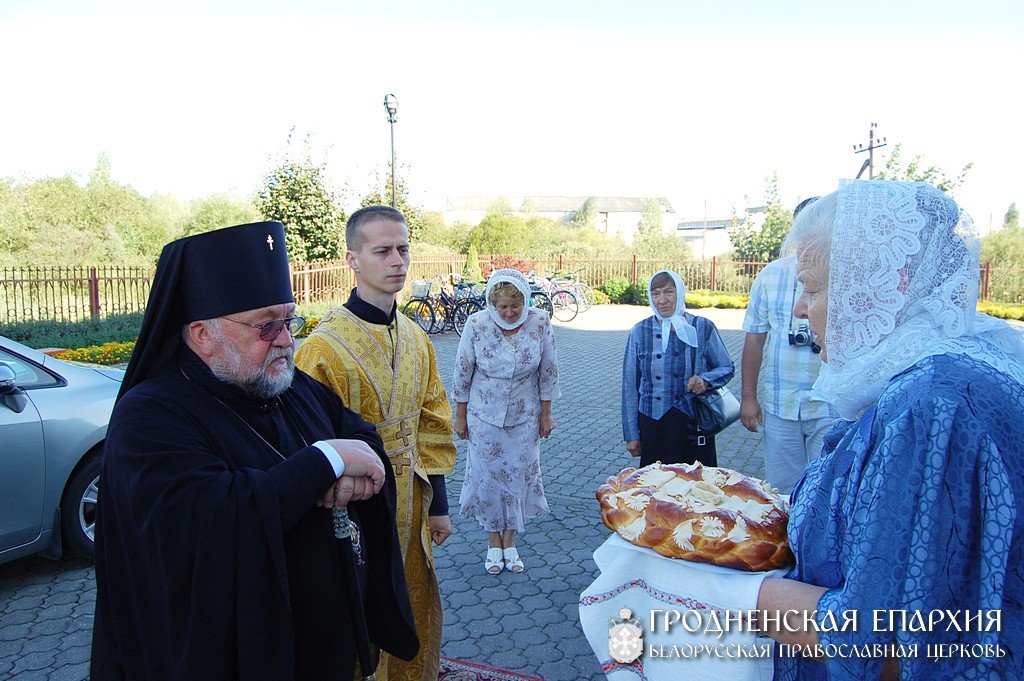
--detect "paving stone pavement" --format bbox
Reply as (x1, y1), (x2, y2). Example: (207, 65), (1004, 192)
(0, 305), (762, 680)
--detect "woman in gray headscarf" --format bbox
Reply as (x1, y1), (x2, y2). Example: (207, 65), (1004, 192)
(452, 269), (561, 574)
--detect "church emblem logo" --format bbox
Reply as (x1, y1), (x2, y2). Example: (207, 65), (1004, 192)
(608, 607), (643, 663)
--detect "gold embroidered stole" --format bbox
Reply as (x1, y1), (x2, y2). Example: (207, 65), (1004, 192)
(316, 307), (426, 556)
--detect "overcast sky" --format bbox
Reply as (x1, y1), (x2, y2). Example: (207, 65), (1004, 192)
(2, 0), (1020, 231)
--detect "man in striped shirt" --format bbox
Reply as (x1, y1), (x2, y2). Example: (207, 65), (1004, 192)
(740, 250), (838, 495)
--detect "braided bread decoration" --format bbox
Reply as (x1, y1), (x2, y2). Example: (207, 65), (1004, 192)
(597, 462), (793, 572)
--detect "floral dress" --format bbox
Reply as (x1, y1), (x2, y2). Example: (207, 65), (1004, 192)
(453, 308), (560, 532)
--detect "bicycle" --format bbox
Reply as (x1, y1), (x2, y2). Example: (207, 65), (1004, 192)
(401, 280), (436, 333)
(401, 276), (483, 336)
(433, 275), (484, 335)
(528, 273), (579, 322)
(550, 270), (596, 312)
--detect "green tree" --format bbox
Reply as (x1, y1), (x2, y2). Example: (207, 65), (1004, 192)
(636, 198), (663, 238)
(1004, 202), (1019, 230)
(728, 172), (792, 261)
(0, 178), (34, 262)
(469, 212), (533, 253)
(462, 243), (484, 283)
(256, 132), (345, 262)
(360, 161), (425, 241)
(567, 197), (597, 229)
(981, 224), (1024, 266)
(415, 211), (471, 252)
(184, 194), (258, 237)
(487, 197), (514, 215)
(83, 155), (170, 259)
(633, 229), (692, 259)
(633, 198), (690, 258)
(877, 143), (973, 194)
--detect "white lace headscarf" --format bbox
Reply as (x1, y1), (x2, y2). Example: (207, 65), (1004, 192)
(786, 179), (1024, 420)
(648, 269), (698, 351)
(485, 268), (532, 330)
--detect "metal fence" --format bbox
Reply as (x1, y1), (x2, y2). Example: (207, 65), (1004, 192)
(0, 266), (154, 325)
(2, 256), (1020, 325)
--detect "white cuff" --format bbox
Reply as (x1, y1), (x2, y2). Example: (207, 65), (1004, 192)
(313, 441), (345, 477)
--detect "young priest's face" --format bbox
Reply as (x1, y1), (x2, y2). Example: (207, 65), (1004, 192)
(346, 218), (410, 298)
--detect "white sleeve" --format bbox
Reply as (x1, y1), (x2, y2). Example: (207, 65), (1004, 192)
(312, 440), (345, 477)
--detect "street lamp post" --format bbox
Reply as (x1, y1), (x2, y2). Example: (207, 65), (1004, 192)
(383, 94), (398, 208)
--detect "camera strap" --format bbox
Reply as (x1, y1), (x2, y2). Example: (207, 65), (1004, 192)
(788, 276), (801, 337)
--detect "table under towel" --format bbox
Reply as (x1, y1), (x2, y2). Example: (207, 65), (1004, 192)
(580, 534), (786, 680)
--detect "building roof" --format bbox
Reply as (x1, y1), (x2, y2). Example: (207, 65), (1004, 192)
(444, 196), (675, 213)
(675, 206), (767, 231)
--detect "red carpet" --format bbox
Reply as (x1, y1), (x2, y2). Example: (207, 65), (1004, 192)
(439, 657), (545, 680)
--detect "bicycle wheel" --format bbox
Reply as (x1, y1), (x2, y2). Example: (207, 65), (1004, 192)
(529, 291), (553, 317)
(433, 300), (453, 333)
(453, 299), (483, 336)
(401, 298), (434, 334)
(550, 289), (579, 322)
(572, 282), (591, 312)
(582, 283), (596, 307)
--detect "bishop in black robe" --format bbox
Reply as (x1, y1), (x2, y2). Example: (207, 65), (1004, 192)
(90, 346), (419, 680)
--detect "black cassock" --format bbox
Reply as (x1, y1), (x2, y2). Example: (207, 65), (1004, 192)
(91, 348), (418, 680)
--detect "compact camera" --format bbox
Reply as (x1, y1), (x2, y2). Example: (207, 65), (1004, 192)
(789, 322), (821, 354)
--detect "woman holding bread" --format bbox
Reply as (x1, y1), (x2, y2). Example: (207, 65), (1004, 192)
(452, 269), (560, 574)
(621, 269), (735, 467)
(757, 181), (1024, 679)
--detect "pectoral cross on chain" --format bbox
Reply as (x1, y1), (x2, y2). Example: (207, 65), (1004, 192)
(266, 234), (274, 250)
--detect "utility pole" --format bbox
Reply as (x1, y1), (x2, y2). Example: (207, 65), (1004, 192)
(853, 122), (887, 179)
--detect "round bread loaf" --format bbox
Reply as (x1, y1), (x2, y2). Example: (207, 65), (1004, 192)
(596, 462), (793, 572)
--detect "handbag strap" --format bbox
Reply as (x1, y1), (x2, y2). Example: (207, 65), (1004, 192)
(687, 314), (707, 382)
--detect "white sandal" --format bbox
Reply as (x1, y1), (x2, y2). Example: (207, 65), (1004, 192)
(485, 547), (504, 574)
(503, 547), (524, 573)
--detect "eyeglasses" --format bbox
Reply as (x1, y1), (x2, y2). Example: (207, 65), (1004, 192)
(221, 315), (306, 341)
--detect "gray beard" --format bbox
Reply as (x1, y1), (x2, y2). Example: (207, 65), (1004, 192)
(207, 326), (295, 400)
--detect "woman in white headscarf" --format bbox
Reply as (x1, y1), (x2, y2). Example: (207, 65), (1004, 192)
(452, 269), (560, 574)
(621, 269), (735, 467)
(755, 181), (1024, 680)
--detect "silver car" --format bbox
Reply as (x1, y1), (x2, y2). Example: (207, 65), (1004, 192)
(0, 335), (123, 564)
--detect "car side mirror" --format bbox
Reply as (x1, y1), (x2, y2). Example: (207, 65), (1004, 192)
(0, 364), (16, 394)
(0, 364), (28, 413)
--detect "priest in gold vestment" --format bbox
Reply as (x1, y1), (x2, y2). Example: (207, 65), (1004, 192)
(295, 206), (456, 681)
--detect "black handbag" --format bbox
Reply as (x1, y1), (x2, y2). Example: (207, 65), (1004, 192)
(688, 333), (740, 436)
(693, 386), (741, 435)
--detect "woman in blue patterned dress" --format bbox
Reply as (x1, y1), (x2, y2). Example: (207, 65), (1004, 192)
(755, 181), (1024, 680)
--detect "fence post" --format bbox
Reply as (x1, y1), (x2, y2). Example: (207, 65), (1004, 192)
(558, 254), (563, 272)
(982, 262), (990, 300)
(89, 267), (101, 320)
(710, 257), (718, 292)
(630, 255), (637, 285)
(303, 263), (311, 305)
